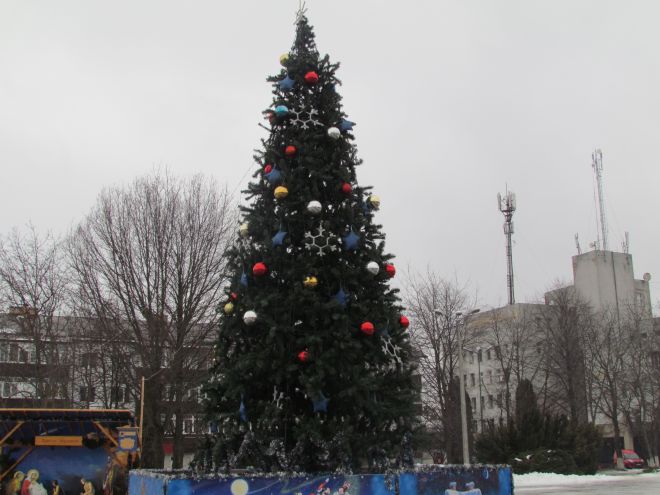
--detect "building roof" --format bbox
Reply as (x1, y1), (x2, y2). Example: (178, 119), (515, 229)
(0, 408), (135, 445)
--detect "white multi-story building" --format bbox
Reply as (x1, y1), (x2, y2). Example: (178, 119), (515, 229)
(464, 248), (658, 458)
(0, 310), (211, 468)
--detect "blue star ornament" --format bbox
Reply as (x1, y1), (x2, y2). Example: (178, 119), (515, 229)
(342, 230), (360, 251)
(279, 75), (295, 91)
(272, 229), (287, 247)
(313, 392), (329, 413)
(339, 119), (355, 132)
(240, 271), (248, 287)
(265, 167), (282, 186)
(333, 288), (349, 308)
(239, 397), (248, 422)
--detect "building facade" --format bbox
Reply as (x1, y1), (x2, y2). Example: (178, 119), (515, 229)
(0, 310), (211, 468)
(463, 248), (659, 460)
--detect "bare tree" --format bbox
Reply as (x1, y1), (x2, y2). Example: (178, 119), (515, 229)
(582, 309), (629, 467)
(68, 171), (236, 468)
(619, 304), (660, 467)
(479, 305), (545, 422)
(0, 225), (72, 406)
(536, 284), (591, 424)
(404, 269), (476, 462)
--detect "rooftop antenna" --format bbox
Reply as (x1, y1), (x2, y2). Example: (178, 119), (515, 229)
(592, 149), (608, 251)
(575, 233), (582, 254)
(498, 188), (516, 305)
(622, 231), (629, 254)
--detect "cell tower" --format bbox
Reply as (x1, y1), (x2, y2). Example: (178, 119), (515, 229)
(498, 189), (516, 305)
(592, 149), (608, 251)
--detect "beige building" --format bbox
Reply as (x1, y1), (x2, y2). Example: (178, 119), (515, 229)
(463, 248), (658, 461)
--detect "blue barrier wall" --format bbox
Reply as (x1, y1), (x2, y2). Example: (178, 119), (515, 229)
(129, 466), (513, 495)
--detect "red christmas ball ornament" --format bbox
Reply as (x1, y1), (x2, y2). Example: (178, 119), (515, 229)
(297, 350), (310, 363)
(399, 315), (410, 329)
(265, 111), (275, 123)
(285, 145), (297, 157)
(304, 71), (319, 84)
(264, 164), (273, 174)
(385, 264), (396, 278)
(230, 292), (238, 301)
(341, 182), (352, 194)
(252, 262), (268, 277)
(360, 321), (375, 336)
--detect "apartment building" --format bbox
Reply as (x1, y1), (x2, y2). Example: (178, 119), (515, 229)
(0, 309), (211, 467)
(463, 248), (658, 456)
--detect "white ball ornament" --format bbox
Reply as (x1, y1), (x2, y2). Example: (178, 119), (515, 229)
(243, 310), (258, 325)
(366, 261), (380, 275)
(327, 127), (341, 140)
(239, 222), (249, 238)
(307, 200), (322, 215)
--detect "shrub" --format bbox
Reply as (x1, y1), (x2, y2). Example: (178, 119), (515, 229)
(510, 449), (577, 474)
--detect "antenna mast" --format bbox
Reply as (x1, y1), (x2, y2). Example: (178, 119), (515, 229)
(498, 189), (516, 305)
(592, 149), (608, 251)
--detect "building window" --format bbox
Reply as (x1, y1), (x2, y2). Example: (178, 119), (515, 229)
(470, 373), (476, 387)
(486, 349), (491, 361)
(111, 386), (128, 403)
(496, 392), (503, 407)
(470, 397), (476, 411)
(81, 353), (97, 368)
(9, 344), (19, 362)
(651, 352), (660, 368)
(183, 415), (195, 434)
(487, 370), (493, 384)
(80, 386), (95, 402)
(494, 346), (501, 359)
(1, 380), (18, 398)
(186, 386), (199, 402)
(469, 353), (474, 364)
(488, 395), (494, 409)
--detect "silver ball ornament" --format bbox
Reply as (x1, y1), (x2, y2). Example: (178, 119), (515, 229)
(307, 200), (322, 215)
(327, 127), (341, 140)
(366, 261), (380, 275)
(243, 310), (258, 325)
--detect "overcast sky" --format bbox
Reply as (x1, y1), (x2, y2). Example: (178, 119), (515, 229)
(1, 0), (659, 309)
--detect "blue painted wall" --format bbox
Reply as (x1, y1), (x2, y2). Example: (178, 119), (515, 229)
(129, 466), (513, 495)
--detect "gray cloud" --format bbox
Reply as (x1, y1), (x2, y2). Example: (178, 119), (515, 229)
(1, 0), (659, 307)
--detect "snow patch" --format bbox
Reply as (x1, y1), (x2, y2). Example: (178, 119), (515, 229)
(514, 471), (660, 487)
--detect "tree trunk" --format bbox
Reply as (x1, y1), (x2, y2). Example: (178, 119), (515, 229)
(612, 406), (624, 469)
(172, 376), (185, 469)
(141, 379), (165, 468)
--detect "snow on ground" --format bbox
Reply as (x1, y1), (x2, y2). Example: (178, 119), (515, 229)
(514, 470), (658, 487)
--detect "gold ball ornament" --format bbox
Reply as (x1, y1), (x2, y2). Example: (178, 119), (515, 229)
(239, 222), (249, 238)
(368, 195), (381, 210)
(274, 186), (289, 199)
(279, 53), (290, 66)
(224, 302), (234, 315)
(303, 276), (318, 288)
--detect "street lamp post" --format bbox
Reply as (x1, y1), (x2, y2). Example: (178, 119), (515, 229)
(476, 347), (483, 433)
(434, 307), (480, 466)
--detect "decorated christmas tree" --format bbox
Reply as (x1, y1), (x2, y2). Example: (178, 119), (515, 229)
(203, 12), (417, 473)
